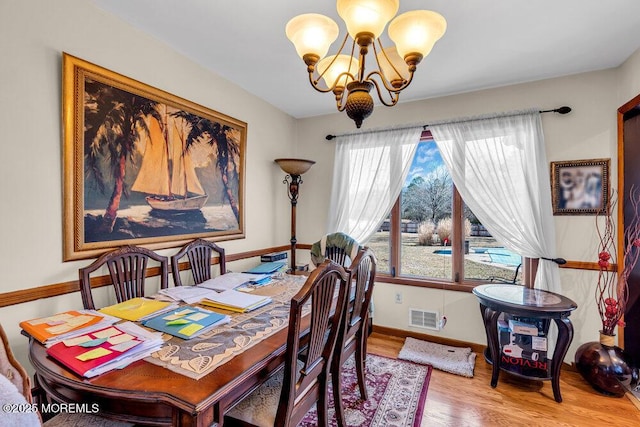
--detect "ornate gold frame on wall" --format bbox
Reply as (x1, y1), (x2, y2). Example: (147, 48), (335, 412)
(550, 158), (609, 216)
(62, 53), (246, 261)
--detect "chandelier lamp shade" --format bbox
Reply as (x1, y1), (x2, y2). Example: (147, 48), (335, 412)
(286, 0), (447, 128)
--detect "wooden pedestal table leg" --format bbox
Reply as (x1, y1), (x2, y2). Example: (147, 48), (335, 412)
(550, 317), (574, 403)
(479, 303), (502, 387)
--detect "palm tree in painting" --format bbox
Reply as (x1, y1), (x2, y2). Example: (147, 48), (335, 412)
(172, 111), (241, 222)
(84, 80), (160, 232)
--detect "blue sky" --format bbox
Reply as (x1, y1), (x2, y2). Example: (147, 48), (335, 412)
(404, 141), (445, 187)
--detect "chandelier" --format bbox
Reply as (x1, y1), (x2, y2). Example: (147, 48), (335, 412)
(286, 0), (446, 128)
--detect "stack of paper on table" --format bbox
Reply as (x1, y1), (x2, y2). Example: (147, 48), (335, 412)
(98, 297), (178, 321)
(46, 322), (163, 378)
(200, 289), (272, 313)
(158, 286), (218, 304)
(143, 306), (230, 339)
(20, 310), (120, 348)
(198, 272), (270, 292)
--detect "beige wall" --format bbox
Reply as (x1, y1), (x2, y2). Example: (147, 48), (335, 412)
(0, 0), (297, 371)
(618, 48), (640, 105)
(295, 53), (640, 362)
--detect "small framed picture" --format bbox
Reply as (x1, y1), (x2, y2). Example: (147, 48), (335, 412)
(551, 158), (609, 215)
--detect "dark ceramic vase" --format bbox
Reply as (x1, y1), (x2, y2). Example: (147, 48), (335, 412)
(574, 333), (638, 397)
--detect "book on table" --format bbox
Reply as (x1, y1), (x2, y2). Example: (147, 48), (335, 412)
(200, 289), (272, 313)
(20, 310), (120, 347)
(143, 306), (230, 340)
(46, 321), (163, 378)
(260, 251), (287, 262)
(98, 297), (177, 321)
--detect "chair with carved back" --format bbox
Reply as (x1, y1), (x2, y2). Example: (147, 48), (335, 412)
(325, 245), (350, 266)
(310, 232), (361, 268)
(331, 247), (377, 427)
(79, 245), (169, 310)
(224, 260), (350, 427)
(170, 238), (226, 287)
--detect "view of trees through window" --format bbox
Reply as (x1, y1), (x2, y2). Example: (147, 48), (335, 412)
(364, 139), (522, 285)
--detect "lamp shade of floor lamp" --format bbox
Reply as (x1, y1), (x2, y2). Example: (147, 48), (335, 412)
(275, 158), (315, 272)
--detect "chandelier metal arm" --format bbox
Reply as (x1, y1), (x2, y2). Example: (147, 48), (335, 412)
(365, 68), (415, 94)
(367, 77), (400, 107)
(315, 33), (352, 83)
(374, 39), (402, 76)
(335, 88), (349, 112)
(309, 70), (359, 95)
(355, 40), (368, 82)
(308, 33), (360, 97)
(308, 72), (338, 94)
(371, 38), (417, 93)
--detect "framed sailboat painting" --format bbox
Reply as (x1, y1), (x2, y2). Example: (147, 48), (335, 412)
(62, 53), (246, 261)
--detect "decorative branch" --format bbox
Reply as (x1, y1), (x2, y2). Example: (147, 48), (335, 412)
(595, 186), (640, 335)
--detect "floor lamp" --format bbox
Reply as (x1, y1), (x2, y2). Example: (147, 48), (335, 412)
(275, 158), (315, 273)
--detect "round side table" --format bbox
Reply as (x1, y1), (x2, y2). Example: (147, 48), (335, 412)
(472, 284), (577, 402)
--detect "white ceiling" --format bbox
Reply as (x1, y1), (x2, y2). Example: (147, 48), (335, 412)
(90, 0), (640, 119)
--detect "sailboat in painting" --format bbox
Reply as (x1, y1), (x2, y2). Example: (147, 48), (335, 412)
(132, 110), (208, 211)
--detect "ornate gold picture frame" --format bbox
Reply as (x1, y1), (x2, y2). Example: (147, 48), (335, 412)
(63, 53), (246, 261)
(551, 158), (609, 216)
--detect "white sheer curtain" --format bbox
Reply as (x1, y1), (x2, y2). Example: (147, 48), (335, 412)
(326, 127), (421, 243)
(429, 109), (561, 292)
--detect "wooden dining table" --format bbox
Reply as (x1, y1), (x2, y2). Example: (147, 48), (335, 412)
(29, 276), (308, 427)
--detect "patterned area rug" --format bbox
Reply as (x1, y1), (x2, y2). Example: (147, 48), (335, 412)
(398, 337), (476, 378)
(300, 354), (432, 427)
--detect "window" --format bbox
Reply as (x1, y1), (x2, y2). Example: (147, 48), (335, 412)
(363, 136), (522, 288)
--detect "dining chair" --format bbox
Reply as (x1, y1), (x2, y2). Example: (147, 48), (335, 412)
(224, 260), (350, 427)
(170, 238), (226, 287)
(79, 245), (169, 310)
(325, 245), (350, 266)
(0, 323), (35, 406)
(332, 247), (377, 427)
(0, 323), (132, 426)
(310, 232), (361, 267)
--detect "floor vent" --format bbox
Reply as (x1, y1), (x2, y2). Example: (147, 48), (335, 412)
(409, 309), (440, 330)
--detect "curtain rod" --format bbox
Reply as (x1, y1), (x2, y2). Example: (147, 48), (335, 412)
(325, 106), (572, 141)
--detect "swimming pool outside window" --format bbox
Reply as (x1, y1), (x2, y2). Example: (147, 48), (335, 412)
(363, 138), (522, 286)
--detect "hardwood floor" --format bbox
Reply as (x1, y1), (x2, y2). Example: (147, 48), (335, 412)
(367, 332), (640, 427)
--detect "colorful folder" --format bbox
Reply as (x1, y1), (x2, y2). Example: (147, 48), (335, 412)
(244, 261), (287, 274)
(46, 324), (143, 378)
(98, 297), (172, 321)
(20, 310), (107, 345)
(143, 306), (229, 339)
